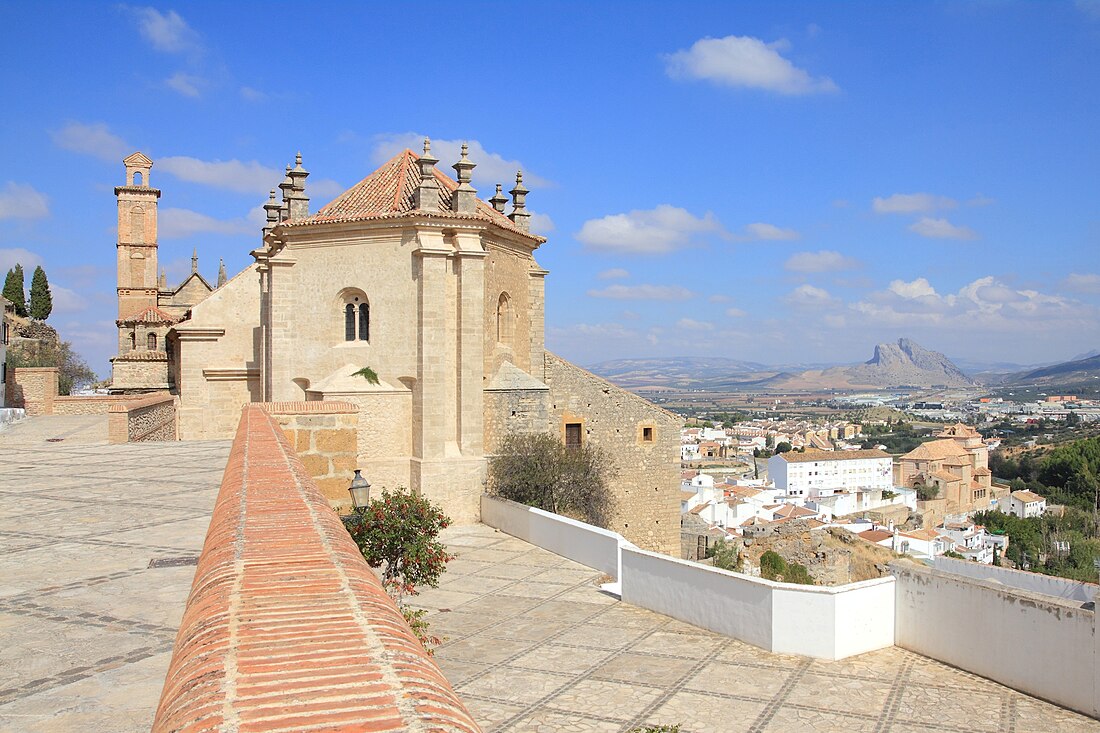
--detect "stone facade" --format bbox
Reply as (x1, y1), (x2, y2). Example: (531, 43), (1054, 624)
(8, 367), (58, 416)
(261, 401), (359, 507)
(124, 144), (680, 549)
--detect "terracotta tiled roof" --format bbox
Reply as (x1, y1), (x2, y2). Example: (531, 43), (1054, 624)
(858, 529), (893, 544)
(902, 439), (969, 461)
(118, 306), (178, 324)
(777, 448), (891, 463)
(931, 470), (962, 483)
(1011, 490), (1045, 503)
(938, 422), (981, 438)
(900, 528), (941, 541)
(973, 466), (992, 476)
(287, 149), (545, 242)
(772, 504), (818, 520)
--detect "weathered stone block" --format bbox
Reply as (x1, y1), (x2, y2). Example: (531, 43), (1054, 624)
(315, 429), (354, 454)
(300, 453), (331, 479)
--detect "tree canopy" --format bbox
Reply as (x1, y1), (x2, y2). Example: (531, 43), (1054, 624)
(29, 265), (52, 320)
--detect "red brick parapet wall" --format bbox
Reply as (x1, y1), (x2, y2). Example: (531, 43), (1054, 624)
(152, 404), (481, 733)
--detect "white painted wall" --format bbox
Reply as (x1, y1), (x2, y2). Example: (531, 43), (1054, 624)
(480, 494), (625, 578)
(621, 545), (895, 660)
(931, 556), (1098, 603)
(893, 562), (1098, 718)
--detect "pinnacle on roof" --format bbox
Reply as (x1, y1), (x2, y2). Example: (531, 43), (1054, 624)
(217, 258), (227, 288)
(451, 142), (477, 214)
(508, 170), (531, 232)
(286, 152), (310, 219)
(413, 137), (441, 212)
(191, 248), (198, 274)
(263, 189), (281, 231)
(489, 183), (508, 213)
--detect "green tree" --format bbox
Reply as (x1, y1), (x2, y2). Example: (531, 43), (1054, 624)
(759, 550), (786, 579)
(915, 483), (940, 501)
(2, 264), (27, 317)
(706, 539), (741, 571)
(774, 441), (792, 454)
(343, 487), (454, 654)
(28, 266), (52, 320)
(7, 338), (96, 395)
(488, 431), (616, 528)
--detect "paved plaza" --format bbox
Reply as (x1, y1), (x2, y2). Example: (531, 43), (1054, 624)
(418, 524), (1100, 733)
(0, 416), (230, 732)
(0, 416), (1097, 732)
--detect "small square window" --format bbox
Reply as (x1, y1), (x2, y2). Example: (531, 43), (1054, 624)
(642, 426), (654, 442)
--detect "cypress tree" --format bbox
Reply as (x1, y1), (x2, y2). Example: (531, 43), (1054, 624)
(29, 265), (53, 321)
(2, 264), (27, 318)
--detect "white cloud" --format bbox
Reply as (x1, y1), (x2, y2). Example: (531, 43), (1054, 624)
(371, 133), (552, 188)
(159, 207), (256, 239)
(159, 157), (281, 194)
(708, 294), (731, 303)
(872, 193), (957, 214)
(129, 7), (200, 53)
(784, 250), (859, 273)
(785, 284), (837, 307)
(0, 247), (44, 272)
(587, 284), (695, 301)
(240, 86), (266, 102)
(908, 217), (978, 240)
(663, 35), (838, 94)
(598, 268), (630, 280)
(676, 318), (714, 331)
(165, 72), (204, 97)
(726, 307), (747, 318)
(577, 205), (723, 255)
(1077, 0), (1100, 19)
(966, 194), (995, 207)
(51, 285), (88, 314)
(1063, 272), (1100, 294)
(740, 222), (800, 241)
(529, 212), (555, 233)
(51, 122), (133, 162)
(0, 183), (49, 220)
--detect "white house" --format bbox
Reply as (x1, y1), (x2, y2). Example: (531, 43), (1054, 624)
(768, 449), (894, 498)
(1005, 490), (1047, 519)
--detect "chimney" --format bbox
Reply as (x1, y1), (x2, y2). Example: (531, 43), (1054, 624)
(488, 183), (508, 213)
(412, 138), (441, 211)
(286, 152), (310, 219)
(508, 170), (531, 232)
(450, 143), (477, 214)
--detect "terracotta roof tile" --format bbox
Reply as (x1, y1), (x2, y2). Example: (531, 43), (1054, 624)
(118, 305), (179, 324)
(777, 448), (891, 463)
(858, 529), (893, 544)
(287, 149), (545, 242)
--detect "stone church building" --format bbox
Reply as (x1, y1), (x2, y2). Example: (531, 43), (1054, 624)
(109, 142), (681, 553)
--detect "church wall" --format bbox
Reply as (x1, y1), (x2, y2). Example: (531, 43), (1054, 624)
(542, 353), (682, 555)
(270, 232), (420, 401)
(483, 387), (550, 454)
(176, 264), (262, 439)
(484, 244), (535, 376)
(111, 356), (169, 391)
(160, 276), (213, 313)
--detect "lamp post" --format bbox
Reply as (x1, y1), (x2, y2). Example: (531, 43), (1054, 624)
(348, 469), (371, 511)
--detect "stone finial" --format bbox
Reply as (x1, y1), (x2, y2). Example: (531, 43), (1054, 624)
(263, 189), (281, 232)
(278, 165), (293, 221)
(159, 269), (167, 290)
(508, 170), (531, 232)
(286, 152), (310, 220)
(217, 258), (227, 288)
(413, 137), (441, 212)
(489, 183), (508, 213)
(191, 248), (199, 275)
(451, 142), (478, 214)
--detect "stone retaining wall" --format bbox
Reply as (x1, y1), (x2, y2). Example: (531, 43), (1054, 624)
(151, 405), (481, 733)
(55, 394), (143, 415)
(259, 401), (359, 508)
(7, 367), (58, 416)
(107, 394), (177, 443)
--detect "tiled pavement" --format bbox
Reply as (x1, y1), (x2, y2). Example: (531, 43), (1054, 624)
(0, 416), (231, 732)
(417, 524), (1100, 733)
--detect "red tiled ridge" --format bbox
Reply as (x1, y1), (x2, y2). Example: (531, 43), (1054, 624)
(106, 393), (174, 413)
(117, 305), (179, 324)
(152, 405), (482, 733)
(259, 401), (358, 415)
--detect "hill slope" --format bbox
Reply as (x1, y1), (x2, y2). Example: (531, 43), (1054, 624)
(1001, 353), (1100, 389)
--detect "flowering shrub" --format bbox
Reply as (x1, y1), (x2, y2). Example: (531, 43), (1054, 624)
(343, 486), (454, 654)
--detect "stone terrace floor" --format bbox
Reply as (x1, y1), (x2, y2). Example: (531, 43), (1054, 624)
(418, 524), (1100, 733)
(0, 415), (231, 732)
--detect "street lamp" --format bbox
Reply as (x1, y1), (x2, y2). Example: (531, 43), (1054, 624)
(348, 469), (371, 510)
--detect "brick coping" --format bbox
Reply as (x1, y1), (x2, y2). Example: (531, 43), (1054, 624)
(151, 405), (479, 732)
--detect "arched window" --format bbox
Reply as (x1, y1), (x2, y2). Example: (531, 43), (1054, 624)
(129, 332), (136, 351)
(344, 303), (355, 341)
(358, 303), (369, 341)
(147, 333), (157, 350)
(133, 171), (143, 186)
(496, 293), (513, 347)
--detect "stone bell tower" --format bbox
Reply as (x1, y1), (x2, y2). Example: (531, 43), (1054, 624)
(115, 152), (160, 320)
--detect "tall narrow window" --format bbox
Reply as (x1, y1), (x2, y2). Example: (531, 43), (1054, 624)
(344, 303), (355, 341)
(147, 333), (157, 350)
(497, 292), (513, 347)
(358, 303), (369, 341)
(565, 423), (582, 450)
(129, 332), (136, 351)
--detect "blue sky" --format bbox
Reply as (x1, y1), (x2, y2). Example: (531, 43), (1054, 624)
(2, 1), (1099, 377)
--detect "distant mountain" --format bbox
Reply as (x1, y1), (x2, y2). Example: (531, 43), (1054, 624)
(1001, 353), (1100, 388)
(1070, 349), (1100, 362)
(750, 338), (977, 390)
